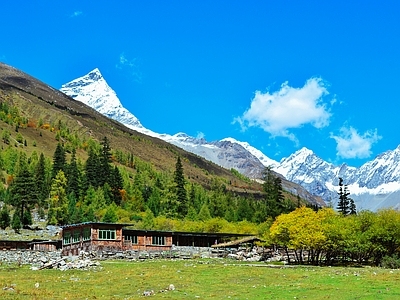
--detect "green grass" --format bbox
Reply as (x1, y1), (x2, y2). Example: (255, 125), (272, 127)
(1, 259), (400, 299)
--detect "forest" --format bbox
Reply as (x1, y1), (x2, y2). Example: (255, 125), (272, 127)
(1, 100), (400, 267)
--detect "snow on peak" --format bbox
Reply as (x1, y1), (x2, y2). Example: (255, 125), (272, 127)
(60, 68), (143, 128)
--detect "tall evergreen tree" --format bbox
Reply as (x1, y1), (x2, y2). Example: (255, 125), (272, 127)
(263, 166), (284, 218)
(9, 153), (38, 225)
(34, 153), (49, 207)
(99, 136), (112, 187)
(66, 148), (81, 198)
(174, 156), (187, 216)
(0, 205), (11, 229)
(11, 212), (21, 233)
(52, 143), (66, 178)
(110, 165), (124, 205)
(337, 177), (354, 215)
(85, 148), (100, 188)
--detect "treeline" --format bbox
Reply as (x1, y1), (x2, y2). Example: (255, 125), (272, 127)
(267, 206), (400, 266)
(0, 131), (299, 232)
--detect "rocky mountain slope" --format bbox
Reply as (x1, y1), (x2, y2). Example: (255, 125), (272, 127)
(60, 68), (400, 211)
(60, 68), (322, 206)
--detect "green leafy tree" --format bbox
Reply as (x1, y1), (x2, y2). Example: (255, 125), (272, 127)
(47, 170), (68, 225)
(102, 204), (118, 223)
(2, 129), (11, 144)
(198, 203), (211, 221)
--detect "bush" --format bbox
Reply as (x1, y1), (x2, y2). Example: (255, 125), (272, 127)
(381, 255), (400, 269)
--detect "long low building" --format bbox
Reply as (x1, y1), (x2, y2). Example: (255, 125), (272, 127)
(61, 222), (254, 256)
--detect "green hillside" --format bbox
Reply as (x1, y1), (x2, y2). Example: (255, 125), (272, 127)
(0, 62), (319, 234)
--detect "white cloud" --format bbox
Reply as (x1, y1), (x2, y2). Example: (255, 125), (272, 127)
(235, 78), (331, 142)
(70, 11), (83, 18)
(116, 53), (142, 83)
(330, 126), (381, 159)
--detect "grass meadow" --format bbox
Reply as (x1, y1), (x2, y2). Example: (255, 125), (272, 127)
(1, 259), (400, 299)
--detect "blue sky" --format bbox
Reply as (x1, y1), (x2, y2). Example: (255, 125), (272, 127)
(1, 1), (399, 167)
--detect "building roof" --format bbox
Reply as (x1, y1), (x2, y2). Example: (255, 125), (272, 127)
(61, 222), (133, 229)
(211, 236), (263, 248)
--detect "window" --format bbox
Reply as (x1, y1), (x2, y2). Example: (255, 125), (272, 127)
(83, 227), (91, 241)
(152, 236), (166, 245)
(124, 235), (138, 244)
(72, 230), (80, 243)
(63, 232), (71, 245)
(98, 229), (116, 240)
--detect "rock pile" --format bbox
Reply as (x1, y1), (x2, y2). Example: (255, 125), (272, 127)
(0, 250), (101, 271)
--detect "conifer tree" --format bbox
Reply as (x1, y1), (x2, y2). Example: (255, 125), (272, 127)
(174, 156), (187, 216)
(52, 143), (66, 178)
(110, 165), (124, 205)
(337, 177), (355, 215)
(9, 153), (37, 225)
(34, 153), (49, 207)
(263, 166), (284, 218)
(85, 148), (100, 188)
(99, 136), (112, 187)
(66, 148), (81, 198)
(0, 205), (11, 229)
(11, 212), (21, 233)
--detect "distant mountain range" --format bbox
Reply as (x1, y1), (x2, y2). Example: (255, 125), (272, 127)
(60, 69), (400, 212)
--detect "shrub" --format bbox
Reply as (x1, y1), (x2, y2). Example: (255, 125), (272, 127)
(381, 255), (400, 269)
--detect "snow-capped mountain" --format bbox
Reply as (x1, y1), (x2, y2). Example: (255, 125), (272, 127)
(275, 147), (400, 211)
(60, 69), (400, 211)
(60, 69), (272, 179)
(60, 69), (143, 129)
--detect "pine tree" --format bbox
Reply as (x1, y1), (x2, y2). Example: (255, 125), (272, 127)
(174, 156), (187, 216)
(66, 148), (81, 198)
(263, 166), (284, 218)
(349, 197), (357, 215)
(9, 153), (38, 225)
(52, 143), (66, 178)
(337, 177), (354, 215)
(11, 212), (22, 233)
(34, 153), (49, 207)
(110, 165), (124, 205)
(85, 148), (100, 188)
(0, 205), (11, 229)
(99, 136), (112, 187)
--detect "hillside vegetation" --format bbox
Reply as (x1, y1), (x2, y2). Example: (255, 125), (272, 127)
(0, 63), (317, 235)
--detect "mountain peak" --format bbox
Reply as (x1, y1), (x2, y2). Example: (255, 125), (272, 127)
(60, 69), (143, 129)
(87, 68), (102, 81)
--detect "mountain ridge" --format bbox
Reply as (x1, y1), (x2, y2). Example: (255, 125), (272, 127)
(59, 68), (400, 211)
